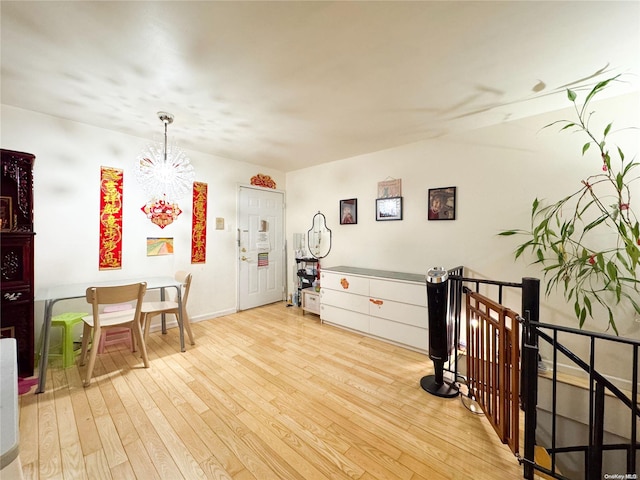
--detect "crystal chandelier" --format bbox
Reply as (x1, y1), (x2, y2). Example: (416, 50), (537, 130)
(135, 112), (195, 228)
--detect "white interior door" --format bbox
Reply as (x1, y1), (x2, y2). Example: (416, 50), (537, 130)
(238, 186), (285, 310)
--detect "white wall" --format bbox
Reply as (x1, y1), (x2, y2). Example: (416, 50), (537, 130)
(285, 91), (640, 379)
(2, 91), (639, 378)
(1, 105), (285, 338)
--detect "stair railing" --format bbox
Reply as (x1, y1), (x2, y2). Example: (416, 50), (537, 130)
(520, 315), (640, 479)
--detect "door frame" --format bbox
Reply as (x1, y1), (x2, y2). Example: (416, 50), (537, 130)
(236, 184), (287, 311)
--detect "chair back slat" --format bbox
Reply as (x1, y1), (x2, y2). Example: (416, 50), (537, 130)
(85, 283), (147, 328)
(80, 282), (148, 386)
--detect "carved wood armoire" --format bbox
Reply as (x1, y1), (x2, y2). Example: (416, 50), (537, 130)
(1, 149), (35, 377)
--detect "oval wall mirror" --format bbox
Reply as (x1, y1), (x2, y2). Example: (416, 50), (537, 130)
(307, 211), (332, 259)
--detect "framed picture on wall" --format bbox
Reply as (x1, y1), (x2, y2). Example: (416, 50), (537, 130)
(340, 198), (357, 224)
(376, 196), (403, 221)
(428, 187), (456, 220)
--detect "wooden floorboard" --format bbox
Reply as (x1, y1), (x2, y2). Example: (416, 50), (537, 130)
(20, 302), (524, 479)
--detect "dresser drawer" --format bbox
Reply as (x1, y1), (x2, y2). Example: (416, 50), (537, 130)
(321, 288), (369, 314)
(369, 278), (425, 306)
(302, 289), (320, 314)
(321, 304), (370, 332)
(370, 317), (428, 351)
(368, 298), (427, 328)
(321, 271), (369, 296)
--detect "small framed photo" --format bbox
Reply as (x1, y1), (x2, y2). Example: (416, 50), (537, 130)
(377, 179), (402, 198)
(428, 187), (456, 220)
(340, 198), (357, 225)
(376, 196), (403, 221)
(0, 196), (13, 231)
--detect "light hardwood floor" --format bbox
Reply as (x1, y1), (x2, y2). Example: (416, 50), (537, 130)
(19, 302), (524, 479)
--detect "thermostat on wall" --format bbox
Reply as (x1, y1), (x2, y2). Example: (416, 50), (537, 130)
(216, 217), (225, 230)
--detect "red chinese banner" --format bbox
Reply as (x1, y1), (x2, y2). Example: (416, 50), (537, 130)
(191, 181), (207, 264)
(99, 167), (123, 270)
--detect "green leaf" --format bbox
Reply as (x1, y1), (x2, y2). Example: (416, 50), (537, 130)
(567, 89), (577, 102)
(607, 308), (618, 336)
(498, 230), (518, 236)
(584, 214), (608, 232)
(584, 76), (619, 106)
(515, 242), (531, 260)
(566, 224), (574, 237)
(606, 261), (617, 281)
(616, 251), (631, 272)
(583, 295), (592, 316)
(604, 123), (612, 137)
(582, 142), (591, 155)
(618, 221), (627, 237)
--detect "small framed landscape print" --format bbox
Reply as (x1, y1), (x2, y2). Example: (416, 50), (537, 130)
(376, 196), (403, 221)
(340, 198), (357, 225)
(147, 237), (174, 256)
(428, 187), (456, 220)
(0, 196), (13, 231)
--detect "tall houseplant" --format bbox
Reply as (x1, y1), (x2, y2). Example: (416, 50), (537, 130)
(500, 76), (639, 334)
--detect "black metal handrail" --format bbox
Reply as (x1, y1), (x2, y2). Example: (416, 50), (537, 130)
(520, 316), (640, 479)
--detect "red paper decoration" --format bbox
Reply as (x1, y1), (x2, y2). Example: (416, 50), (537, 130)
(191, 182), (207, 263)
(99, 166), (123, 270)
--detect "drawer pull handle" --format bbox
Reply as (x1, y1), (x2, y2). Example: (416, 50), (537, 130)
(340, 278), (349, 289)
(370, 299), (383, 306)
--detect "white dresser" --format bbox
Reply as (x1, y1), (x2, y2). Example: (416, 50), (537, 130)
(320, 266), (428, 352)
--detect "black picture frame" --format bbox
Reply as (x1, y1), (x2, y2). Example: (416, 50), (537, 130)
(428, 187), (456, 220)
(376, 196), (403, 221)
(340, 198), (357, 225)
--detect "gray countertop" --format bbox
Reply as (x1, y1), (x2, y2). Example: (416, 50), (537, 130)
(323, 266), (425, 284)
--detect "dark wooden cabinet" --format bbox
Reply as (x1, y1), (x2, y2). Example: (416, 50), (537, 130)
(1, 149), (35, 377)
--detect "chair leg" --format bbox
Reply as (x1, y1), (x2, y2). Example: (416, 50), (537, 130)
(132, 318), (141, 352)
(143, 313), (153, 343)
(79, 323), (92, 366)
(83, 326), (101, 387)
(131, 320), (149, 368)
(183, 311), (195, 345)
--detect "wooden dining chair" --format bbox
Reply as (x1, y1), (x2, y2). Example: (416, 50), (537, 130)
(79, 282), (148, 386)
(140, 271), (195, 346)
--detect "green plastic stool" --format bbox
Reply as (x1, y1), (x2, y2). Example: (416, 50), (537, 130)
(44, 312), (88, 368)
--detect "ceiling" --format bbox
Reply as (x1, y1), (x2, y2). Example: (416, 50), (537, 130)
(2, 1), (639, 172)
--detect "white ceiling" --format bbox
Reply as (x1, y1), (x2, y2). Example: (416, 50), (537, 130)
(2, 1), (639, 172)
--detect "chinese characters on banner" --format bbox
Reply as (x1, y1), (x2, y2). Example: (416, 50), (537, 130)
(191, 181), (207, 263)
(99, 166), (123, 270)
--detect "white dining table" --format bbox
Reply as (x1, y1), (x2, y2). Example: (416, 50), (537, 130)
(34, 276), (185, 394)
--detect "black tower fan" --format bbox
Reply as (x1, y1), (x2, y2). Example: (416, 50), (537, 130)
(420, 267), (458, 398)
